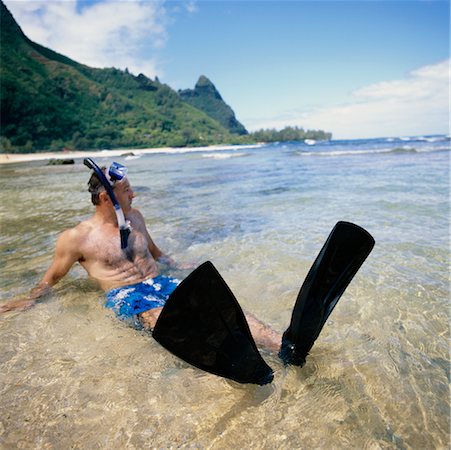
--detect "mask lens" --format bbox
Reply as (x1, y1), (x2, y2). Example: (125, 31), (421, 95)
(109, 162), (128, 182)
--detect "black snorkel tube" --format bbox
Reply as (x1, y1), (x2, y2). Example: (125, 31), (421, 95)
(84, 158), (131, 250)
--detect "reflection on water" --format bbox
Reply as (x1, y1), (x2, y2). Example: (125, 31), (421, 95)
(0, 141), (449, 448)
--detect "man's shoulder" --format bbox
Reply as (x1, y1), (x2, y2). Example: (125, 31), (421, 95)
(53, 223), (87, 256)
(128, 208), (145, 222)
(60, 219), (93, 241)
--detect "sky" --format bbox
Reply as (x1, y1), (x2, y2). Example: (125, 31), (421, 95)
(3, 0), (450, 139)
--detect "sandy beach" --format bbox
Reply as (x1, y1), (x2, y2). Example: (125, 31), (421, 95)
(0, 144), (263, 165)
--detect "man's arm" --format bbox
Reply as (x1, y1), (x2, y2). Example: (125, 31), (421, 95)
(145, 225), (176, 267)
(134, 209), (193, 269)
(150, 236), (195, 270)
(0, 228), (83, 313)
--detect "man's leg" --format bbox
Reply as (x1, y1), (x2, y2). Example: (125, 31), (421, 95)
(139, 307), (281, 352)
(244, 311), (281, 352)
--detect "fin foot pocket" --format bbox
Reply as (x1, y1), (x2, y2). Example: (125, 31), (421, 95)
(279, 221), (375, 366)
(279, 337), (306, 367)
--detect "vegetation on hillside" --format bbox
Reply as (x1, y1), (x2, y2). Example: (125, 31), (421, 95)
(0, 2), (234, 152)
(0, 1), (331, 153)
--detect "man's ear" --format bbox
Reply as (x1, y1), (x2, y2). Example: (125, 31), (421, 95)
(99, 191), (111, 204)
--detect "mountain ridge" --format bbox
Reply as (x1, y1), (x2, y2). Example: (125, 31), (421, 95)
(179, 76), (247, 135)
(0, 0), (331, 153)
(0, 1), (241, 152)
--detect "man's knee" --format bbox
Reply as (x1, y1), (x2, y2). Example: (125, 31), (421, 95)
(139, 307), (163, 331)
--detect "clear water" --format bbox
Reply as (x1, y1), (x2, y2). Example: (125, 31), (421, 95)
(0, 136), (449, 449)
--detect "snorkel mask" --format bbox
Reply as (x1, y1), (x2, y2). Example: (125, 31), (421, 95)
(84, 158), (131, 250)
(108, 161), (128, 184)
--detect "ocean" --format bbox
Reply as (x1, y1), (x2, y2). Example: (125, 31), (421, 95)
(0, 135), (449, 449)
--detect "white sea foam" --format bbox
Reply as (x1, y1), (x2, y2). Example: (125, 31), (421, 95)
(201, 152), (247, 160)
(0, 143), (265, 164)
(297, 145), (449, 157)
(153, 143), (263, 155)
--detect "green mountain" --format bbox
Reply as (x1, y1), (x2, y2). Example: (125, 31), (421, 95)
(0, 1), (237, 153)
(179, 76), (247, 135)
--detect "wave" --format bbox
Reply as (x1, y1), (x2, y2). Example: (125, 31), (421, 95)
(386, 135), (450, 144)
(202, 152), (248, 160)
(116, 143), (264, 157)
(297, 146), (450, 157)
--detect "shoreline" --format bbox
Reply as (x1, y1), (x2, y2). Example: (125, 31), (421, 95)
(0, 143), (264, 165)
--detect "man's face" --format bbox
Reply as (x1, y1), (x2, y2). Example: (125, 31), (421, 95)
(113, 178), (135, 213)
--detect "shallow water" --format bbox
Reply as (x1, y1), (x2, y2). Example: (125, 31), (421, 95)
(0, 137), (449, 449)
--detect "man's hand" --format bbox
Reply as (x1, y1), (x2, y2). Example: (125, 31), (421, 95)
(157, 255), (197, 271)
(0, 281), (52, 315)
(175, 262), (197, 270)
(0, 298), (36, 314)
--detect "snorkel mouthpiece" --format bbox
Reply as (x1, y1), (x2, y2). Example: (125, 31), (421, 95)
(84, 158), (131, 250)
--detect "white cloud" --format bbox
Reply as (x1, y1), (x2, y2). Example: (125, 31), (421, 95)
(247, 60), (450, 139)
(185, 1), (198, 14)
(354, 60), (448, 100)
(3, 0), (168, 78)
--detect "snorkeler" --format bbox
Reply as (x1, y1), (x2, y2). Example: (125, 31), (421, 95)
(0, 159), (374, 385)
(0, 160), (281, 345)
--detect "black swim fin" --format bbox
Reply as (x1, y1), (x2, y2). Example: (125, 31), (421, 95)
(153, 261), (274, 385)
(279, 221), (375, 366)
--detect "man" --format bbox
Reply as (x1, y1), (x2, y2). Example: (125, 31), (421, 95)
(0, 162), (281, 352)
(1, 160), (375, 381)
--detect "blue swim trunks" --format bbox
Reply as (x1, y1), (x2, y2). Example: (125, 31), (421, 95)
(105, 276), (180, 325)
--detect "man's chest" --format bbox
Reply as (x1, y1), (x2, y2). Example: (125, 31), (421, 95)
(83, 225), (150, 266)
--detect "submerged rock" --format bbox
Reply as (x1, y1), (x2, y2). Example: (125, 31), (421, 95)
(47, 159), (75, 165)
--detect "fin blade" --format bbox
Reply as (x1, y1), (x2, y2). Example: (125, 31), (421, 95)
(280, 221), (375, 366)
(153, 261), (274, 385)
